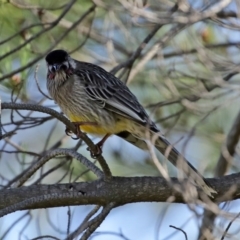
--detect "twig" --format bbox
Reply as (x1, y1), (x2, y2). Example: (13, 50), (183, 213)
(77, 130), (112, 179)
(9, 0), (67, 10)
(110, 5), (179, 82)
(221, 212), (240, 240)
(0, 4), (96, 82)
(163, 42), (240, 59)
(0, 0), (77, 62)
(31, 236), (60, 240)
(0, 96), (2, 140)
(80, 203), (116, 240)
(32, 159), (70, 184)
(169, 225), (188, 240)
(2, 102), (75, 131)
(215, 109), (240, 176)
(1, 150), (41, 157)
(69, 5), (95, 55)
(34, 64), (52, 100)
(110, 24), (163, 75)
(0, 192), (84, 218)
(18, 211), (32, 239)
(0, 212), (30, 239)
(128, 24), (186, 83)
(14, 148), (103, 187)
(65, 205), (101, 240)
(200, 109), (240, 239)
(1, 102), (112, 178)
(91, 230), (131, 240)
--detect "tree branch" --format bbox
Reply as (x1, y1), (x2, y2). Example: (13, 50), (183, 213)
(0, 173), (240, 218)
(199, 109), (240, 239)
(14, 148), (103, 187)
(0, 4), (96, 82)
(215, 109), (240, 176)
(1, 102), (112, 178)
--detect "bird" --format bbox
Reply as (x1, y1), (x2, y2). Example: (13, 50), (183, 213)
(45, 49), (217, 197)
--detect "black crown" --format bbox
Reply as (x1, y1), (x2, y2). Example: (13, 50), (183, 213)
(45, 49), (68, 64)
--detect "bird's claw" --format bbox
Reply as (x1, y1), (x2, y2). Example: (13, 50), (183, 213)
(87, 145), (102, 159)
(65, 127), (72, 136)
(65, 127), (79, 140)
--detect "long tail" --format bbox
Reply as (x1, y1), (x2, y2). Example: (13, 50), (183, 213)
(116, 131), (217, 197)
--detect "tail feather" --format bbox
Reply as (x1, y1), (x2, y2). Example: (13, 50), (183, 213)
(117, 131), (149, 150)
(117, 131), (217, 197)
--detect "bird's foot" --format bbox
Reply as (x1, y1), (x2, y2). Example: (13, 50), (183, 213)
(87, 133), (111, 158)
(87, 144), (103, 159)
(65, 121), (98, 140)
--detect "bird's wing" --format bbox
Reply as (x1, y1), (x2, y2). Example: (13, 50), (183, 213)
(75, 63), (155, 127)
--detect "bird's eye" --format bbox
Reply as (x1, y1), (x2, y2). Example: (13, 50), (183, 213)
(61, 62), (69, 71)
(61, 64), (68, 70)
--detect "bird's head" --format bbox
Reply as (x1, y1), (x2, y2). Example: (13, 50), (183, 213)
(45, 49), (74, 82)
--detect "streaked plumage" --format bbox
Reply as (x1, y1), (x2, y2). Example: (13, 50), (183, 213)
(45, 49), (217, 197)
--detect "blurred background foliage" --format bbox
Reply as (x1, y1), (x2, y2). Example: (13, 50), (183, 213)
(0, 0), (240, 239)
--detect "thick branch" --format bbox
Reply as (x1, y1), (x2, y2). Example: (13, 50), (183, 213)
(0, 173), (240, 217)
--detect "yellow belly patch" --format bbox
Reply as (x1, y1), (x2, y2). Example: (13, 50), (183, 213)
(68, 113), (132, 135)
(67, 113), (107, 135)
(79, 125), (110, 135)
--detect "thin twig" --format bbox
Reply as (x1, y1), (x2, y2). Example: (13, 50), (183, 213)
(0, 192), (84, 218)
(0, 4), (96, 82)
(1, 102), (112, 178)
(0, 212), (30, 239)
(66, 205), (101, 240)
(0, 0), (77, 62)
(14, 148), (103, 187)
(110, 24), (163, 75)
(221, 212), (240, 240)
(34, 64), (52, 100)
(169, 225), (188, 240)
(80, 203), (116, 240)
(215, 109), (240, 176)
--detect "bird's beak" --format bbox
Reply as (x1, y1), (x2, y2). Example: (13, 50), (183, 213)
(49, 64), (62, 73)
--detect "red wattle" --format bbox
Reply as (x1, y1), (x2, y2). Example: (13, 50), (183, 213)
(48, 73), (55, 80)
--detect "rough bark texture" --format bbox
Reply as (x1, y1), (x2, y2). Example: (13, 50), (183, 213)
(0, 173), (239, 216)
